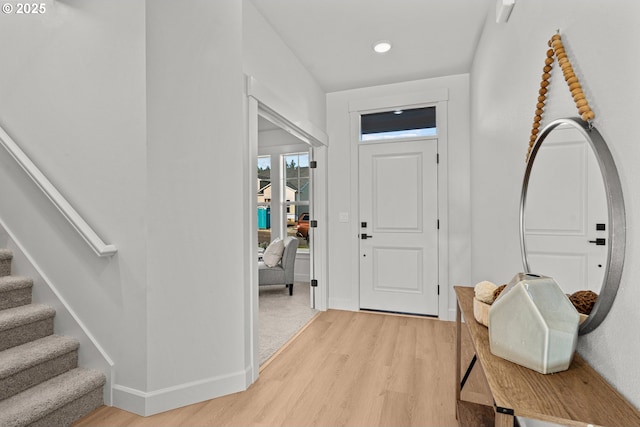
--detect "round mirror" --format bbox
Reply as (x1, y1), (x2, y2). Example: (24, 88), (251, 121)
(520, 117), (625, 334)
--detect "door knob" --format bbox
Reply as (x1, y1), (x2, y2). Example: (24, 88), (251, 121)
(361, 234), (373, 240)
(588, 238), (606, 246)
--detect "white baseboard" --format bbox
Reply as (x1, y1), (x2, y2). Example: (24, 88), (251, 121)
(112, 366), (252, 416)
(294, 273), (310, 282)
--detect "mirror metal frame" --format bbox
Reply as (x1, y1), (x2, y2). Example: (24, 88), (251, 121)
(520, 117), (626, 334)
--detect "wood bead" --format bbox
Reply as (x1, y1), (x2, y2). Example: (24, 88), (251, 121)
(578, 105), (590, 114)
(567, 76), (579, 85)
(560, 62), (573, 71)
(528, 32), (595, 158)
(571, 87), (583, 97)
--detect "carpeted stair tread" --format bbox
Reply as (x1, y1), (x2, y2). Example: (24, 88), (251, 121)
(0, 304), (55, 332)
(0, 249), (12, 277)
(0, 335), (79, 379)
(0, 276), (33, 310)
(0, 275), (33, 292)
(0, 304), (55, 352)
(0, 367), (106, 427)
(0, 335), (79, 401)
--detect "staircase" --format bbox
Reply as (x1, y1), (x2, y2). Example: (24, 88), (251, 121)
(0, 249), (105, 427)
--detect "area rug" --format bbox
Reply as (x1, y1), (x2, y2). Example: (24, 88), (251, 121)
(259, 281), (318, 365)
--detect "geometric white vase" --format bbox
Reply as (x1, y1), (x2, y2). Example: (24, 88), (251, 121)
(488, 273), (579, 374)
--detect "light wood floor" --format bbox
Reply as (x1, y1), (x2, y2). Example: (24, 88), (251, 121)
(74, 309), (470, 427)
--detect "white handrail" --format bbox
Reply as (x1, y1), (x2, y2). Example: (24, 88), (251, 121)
(0, 126), (117, 257)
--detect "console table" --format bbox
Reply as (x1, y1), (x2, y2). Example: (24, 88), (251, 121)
(455, 286), (640, 427)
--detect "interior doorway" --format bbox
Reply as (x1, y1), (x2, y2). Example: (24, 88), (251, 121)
(246, 77), (328, 381)
(256, 115), (318, 365)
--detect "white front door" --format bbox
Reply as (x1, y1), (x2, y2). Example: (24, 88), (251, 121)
(359, 139), (439, 315)
(524, 127), (607, 294)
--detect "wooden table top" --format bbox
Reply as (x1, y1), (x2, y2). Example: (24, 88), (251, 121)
(455, 286), (640, 427)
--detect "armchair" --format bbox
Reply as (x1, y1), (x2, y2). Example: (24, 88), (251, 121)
(258, 237), (299, 295)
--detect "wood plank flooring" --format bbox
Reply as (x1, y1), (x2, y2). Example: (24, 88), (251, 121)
(74, 310), (464, 427)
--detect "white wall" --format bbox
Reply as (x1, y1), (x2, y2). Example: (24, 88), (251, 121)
(471, 0), (640, 407)
(141, 0), (247, 415)
(0, 0), (251, 416)
(326, 75), (472, 318)
(243, 0), (326, 131)
(0, 0), (148, 398)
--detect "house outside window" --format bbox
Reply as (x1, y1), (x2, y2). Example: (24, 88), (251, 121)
(257, 155), (272, 247)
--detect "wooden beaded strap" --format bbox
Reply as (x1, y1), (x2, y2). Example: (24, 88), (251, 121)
(526, 33), (595, 161)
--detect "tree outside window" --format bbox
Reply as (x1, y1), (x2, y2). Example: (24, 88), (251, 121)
(284, 152), (310, 249)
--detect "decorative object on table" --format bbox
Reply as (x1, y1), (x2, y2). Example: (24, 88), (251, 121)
(489, 273), (580, 374)
(472, 280), (507, 327)
(569, 290), (598, 325)
(526, 32), (595, 162)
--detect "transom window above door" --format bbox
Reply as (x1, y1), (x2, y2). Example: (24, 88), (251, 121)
(360, 106), (436, 142)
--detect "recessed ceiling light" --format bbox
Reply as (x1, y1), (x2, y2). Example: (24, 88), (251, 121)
(373, 40), (392, 54)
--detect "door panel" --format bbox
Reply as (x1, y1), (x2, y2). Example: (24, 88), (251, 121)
(373, 247), (422, 292)
(359, 139), (438, 315)
(373, 154), (422, 231)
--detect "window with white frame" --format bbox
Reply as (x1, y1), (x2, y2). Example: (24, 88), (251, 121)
(257, 155), (272, 248)
(284, 152), (310, 250)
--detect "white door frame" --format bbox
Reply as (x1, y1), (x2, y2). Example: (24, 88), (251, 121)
(245, 76), (328, 382)
(349, 89), (449, 319)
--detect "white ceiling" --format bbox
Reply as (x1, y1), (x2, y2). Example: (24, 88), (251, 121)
(249, 0), (493, 92)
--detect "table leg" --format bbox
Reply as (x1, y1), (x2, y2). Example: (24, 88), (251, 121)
(456, 302), (462, 405)
(494, 411), (514, 427)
